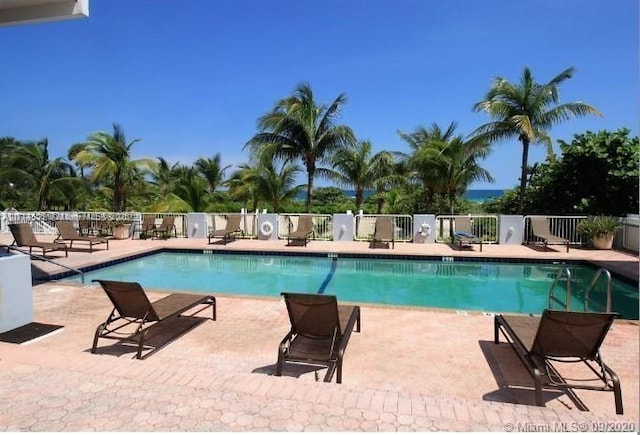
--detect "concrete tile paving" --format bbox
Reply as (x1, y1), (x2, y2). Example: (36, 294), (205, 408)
(0, 235), (638, 431)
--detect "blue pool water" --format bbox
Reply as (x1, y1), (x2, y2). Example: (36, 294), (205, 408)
(68, 252), (639, 319)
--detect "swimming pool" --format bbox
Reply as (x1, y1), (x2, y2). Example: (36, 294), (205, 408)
(67, 251), (639, 319)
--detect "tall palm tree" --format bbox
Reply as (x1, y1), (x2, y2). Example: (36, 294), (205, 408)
(245, 83), (356, 212)
(77, 123), (155, 212)
(327, 140), (398, 211)
(472, 66), (600, 213)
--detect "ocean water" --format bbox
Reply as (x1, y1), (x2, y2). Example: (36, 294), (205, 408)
(465, 189), (505, 202)
(297, 189), (505, 202)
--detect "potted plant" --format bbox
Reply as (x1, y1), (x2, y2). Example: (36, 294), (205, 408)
(112, 219), (133, 240)
(576, 216), (621, 249)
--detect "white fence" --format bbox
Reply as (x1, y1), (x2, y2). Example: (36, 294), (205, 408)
(434, 215), (499, 244)
(0, 211), (188, 238)
(278, 214), (333, 241)
(617, 215), (639, 252)
(207, 213), (257, 238)
(1, 211), (638, 252)
(523, 215), (587, 246)
(354, 214), (413, 243)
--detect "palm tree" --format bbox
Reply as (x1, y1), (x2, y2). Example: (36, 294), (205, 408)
(327, 140), (399, 211)
(77, 123), (155, 212)
(437, 134), (493, 215)
(171, 166), (210, 212)
(399, 122), (457, 211)
(3, 139), (78, 210)
(194, 153), (230, 195)
(150, 157), (179, 197)
(472, 66), (601, 213)
(229, 155), (303, 213)
(252, 159), (302, 212)
(400, 122), (493, 214)
(227, 164), (260, 212)
(245, 83), (356, 212)
(67, 142), (91, 178)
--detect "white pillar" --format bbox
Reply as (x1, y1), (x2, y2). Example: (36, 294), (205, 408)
(0, 252), (33, 333)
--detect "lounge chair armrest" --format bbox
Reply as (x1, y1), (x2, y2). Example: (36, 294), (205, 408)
(337, 306), (360, 357)
(279, 330), (295, 353)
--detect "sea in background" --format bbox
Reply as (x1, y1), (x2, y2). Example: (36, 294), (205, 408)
(464, 189), (506, 203)
(298, 189), (506, 203)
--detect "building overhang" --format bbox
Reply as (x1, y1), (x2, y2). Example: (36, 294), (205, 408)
(0, 0), (88, 27)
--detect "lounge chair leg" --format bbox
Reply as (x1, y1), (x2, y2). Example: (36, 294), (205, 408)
(276, 352), (284, 377)
(533, 368), (544, 406)
(136, 334), (145, 359)
(613, 377), (623, 415)
(604, 363), (624, 414)
(494, 317), (500, 344)
(92, 324), (105, 353)
(336, 359), (342, 384)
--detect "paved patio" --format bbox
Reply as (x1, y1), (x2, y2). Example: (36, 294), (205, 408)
(0, 235), (638, 431)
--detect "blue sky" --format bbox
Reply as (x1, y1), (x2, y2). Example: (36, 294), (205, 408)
(2, 0), (638, 189)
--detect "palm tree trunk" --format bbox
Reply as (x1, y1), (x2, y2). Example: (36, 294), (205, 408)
(114, 172), (124, 212)
(305, 171), (313, 213)
(376, 188), (385, 214)
(355, 186), (364, 211)
(518, 138), (530, 215)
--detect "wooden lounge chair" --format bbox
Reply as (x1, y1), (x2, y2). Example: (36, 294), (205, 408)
(54, 220), (109, 252)
(91, 279), (216, 359)
(8, 223), (68, 257)
(208, 215), (242, 245)
(530, 217), (570, 252)
(276, 292), (361, 383)
(494, 309), (622, 414)
(371, 215), (395, 249)
(153, 216), (177, 239)
(287, 215), (315, 247)
(452, 216), (483, 252)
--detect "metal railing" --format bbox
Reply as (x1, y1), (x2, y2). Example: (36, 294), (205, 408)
(584, 268), (612, 313)
(616, 215), (639, 252)
(548, 267), (573, 311)
(5, 246), (85, 283)
(0, 211), (189, 238)
(434, 215), (499, 244)
(278, 214), (333, 241)
(523, 215), (586, 247)
(2, 211), (141, 235)
(137, 213), (188, 238)
(354, 214), (413, 243)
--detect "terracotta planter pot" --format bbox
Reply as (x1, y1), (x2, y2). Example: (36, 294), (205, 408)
(113, 224), (131, 240)
(592, 233), (614, 250)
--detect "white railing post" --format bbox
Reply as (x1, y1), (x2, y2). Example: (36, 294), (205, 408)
(499, 215), (524, 245)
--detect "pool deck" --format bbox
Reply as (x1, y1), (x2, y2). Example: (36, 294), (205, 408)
(0, 235), (638, 431)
